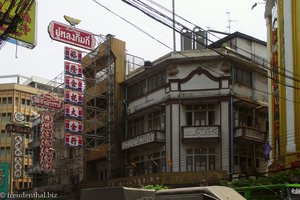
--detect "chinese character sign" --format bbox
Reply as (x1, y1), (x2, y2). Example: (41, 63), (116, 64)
(65, 104), (83, 120)
(64, 47), (83, 63)
(65, 61), (83, 77)
(13, 134), (23, 179)
(39, 112), (54, 172)
(65, 133), (83, 147)
(65, 90), (83, 105)
(65, 76), (83, 92)
(65, 119), (83, 134)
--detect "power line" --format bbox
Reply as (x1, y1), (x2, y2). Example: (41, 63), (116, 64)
(92, 0), (300, 104)
(122, 0), (300, 88)
(143, 0), (298, 80)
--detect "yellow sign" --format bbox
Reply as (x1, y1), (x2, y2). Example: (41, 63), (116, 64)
(0, 0), (37, 48)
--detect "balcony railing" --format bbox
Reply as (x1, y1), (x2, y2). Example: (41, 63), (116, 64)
(122, 130), (165, 150)
(182, 126), (220, 139)
(234, 126), (266, 142)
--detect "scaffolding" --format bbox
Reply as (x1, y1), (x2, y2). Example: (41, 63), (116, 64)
(82, 34), (124, 179)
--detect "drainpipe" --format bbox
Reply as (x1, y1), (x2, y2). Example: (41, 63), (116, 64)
(229, 64), (235, 181)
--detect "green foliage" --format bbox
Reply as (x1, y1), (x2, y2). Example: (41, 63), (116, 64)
(221, 169), (300, 188)
(143, 184), (168, 191)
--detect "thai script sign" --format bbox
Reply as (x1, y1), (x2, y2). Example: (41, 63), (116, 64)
(65, 133), (83, 147)
(48, 21), (96, 50)
(13, 134), (23, 179)
(32, 93), (63, 111)
(65, 61), (83, 77)
(122, 132), (156, 150)
(65, 47), (83, 63)
(39, 112), (54, 172)
(183, 126), (219, 138)
(6, 124), (31, 134)
(65, 119), (83, 134)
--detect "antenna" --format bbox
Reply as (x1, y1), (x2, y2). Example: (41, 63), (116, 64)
(226, 11), (238, 33)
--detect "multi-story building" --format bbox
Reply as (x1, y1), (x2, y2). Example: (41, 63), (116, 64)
(24, 74), (84, 199)
(0, 75), (50, 191)
(121, 31), (268, 185)
(265, 0), (300, 169)
(80, 32), (268, 188)
(0, 74), (83, 199)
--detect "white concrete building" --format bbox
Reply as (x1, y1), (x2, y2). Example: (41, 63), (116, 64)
(121, 32), (269, 181)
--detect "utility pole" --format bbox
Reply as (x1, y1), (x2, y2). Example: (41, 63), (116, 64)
(172, 0), (176, 51)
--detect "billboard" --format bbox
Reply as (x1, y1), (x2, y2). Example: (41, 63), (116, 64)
(0, 0), (37, 48)
(48, 21), (96, 50)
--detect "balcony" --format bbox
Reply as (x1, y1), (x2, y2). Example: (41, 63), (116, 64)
(234, 126), (266, 142)
(182, 126), (220, 141)
(122, 130), (165, 150)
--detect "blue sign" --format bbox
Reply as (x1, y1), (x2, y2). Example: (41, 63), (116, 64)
(0, 163), (10, 199)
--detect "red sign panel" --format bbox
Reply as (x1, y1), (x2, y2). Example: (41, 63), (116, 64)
(65, 89), (83, 105)
(32, 94), (63, 111)
(48, 21), (96, 50)
(6, 124), (31, 134)
(65, 119), (83, 134)
(65, 47), (83, 63)
(65, 76), (83, 92)
(65, 61), (83, 77)
(65, 104), (83, 119)
(40, 112), (54, 172)
(65, 133), (83, 147)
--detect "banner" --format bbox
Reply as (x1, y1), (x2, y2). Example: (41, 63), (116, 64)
(65, 61), (83, 77)
(65, 119), (83, 134)
(31, 93), (63, 111)
(65, 76), (83, 92)
(65, 90), (83, 105)
(39, 112), (54, 172)
(65, 104), (83, 120)
(65, 133), (83, 147)
(64, 47), (83, 63)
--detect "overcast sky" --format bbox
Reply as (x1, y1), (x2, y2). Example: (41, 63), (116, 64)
(0, 0), (266, 81)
